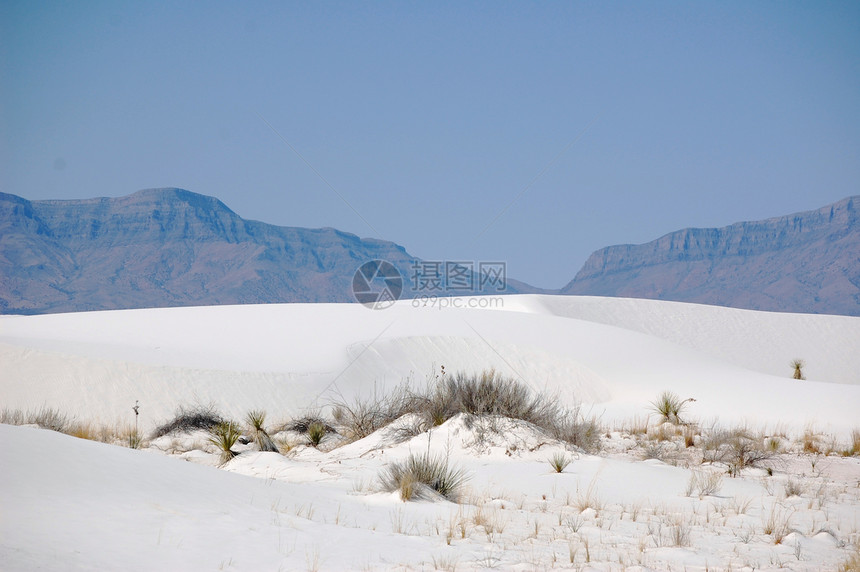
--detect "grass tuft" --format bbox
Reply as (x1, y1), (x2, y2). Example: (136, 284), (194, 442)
(549, 452), (571, 473)
(379, 453), (470, 502)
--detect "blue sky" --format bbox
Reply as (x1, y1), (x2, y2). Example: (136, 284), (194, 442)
(2, 1), (858, 288)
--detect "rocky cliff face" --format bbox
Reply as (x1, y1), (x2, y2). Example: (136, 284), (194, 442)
(0, 188), (537, 314)
(561, 196), (860, 316)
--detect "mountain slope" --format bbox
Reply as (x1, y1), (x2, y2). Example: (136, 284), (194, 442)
(561, 196), (860, 316)
(1, 188), (537, 314)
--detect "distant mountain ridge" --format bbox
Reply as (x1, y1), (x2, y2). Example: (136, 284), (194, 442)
(561, 196), (860, 316)
(2, 189), (857, 315)
(0, 188), (538, 314)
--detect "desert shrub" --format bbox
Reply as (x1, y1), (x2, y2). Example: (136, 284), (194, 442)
(331, 385), (417, 440)
(703, 428), (774, 476)
(245, 410), (278, 453)
(434, 369), (560, 426)
(152, 405), (224, 438)
(0, 408), (25, 425)
(208, 421), (241, 465)
(283, 415), (336, 434)
(8, 406), (73, 432)
(550, 409), (602, 453)
(650, 391), (693, 425)
(642, 442), (670, 462)
(686, 469), (723, 497)
(379, 453), (469, 502)
(329, 369), (601, 452)
(549, 452), (571, 473)
(429, 370), (602, 452)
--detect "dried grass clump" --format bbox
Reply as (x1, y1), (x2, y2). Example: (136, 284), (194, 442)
(801, 428), (823, 454)
(152, 405), (225, 438)
(379, 453), (469, 502)
(331, 385), (417, 440)
(762, 503), (793, 544)
(686, 469), (723, 498)
(843, 429), (860, 457)
(839, 543), (860, 572)
(550, 409), (602, 453)
(0, 408), (26, 426)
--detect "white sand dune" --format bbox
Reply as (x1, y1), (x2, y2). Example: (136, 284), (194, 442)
(1, 295), (858, 435)
(2, 295), (860, 571)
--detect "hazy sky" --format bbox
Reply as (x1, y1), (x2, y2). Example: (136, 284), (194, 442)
(2, 1), (858, 288)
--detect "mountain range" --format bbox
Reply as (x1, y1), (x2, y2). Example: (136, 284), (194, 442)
(0, 188), (539, 314)
(1, 189), (857, 315)
(562, 195), (859, 316)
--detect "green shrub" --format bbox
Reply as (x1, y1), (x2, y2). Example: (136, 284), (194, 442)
(152, 405), (224, 438)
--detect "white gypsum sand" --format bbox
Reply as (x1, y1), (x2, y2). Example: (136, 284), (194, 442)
(1, 294), (859, 570)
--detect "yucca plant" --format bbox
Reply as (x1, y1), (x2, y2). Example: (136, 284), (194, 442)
(650, 391), (694, 425)
(791, 359), (806, 380)
(208, 421), (241, 465)
(246, 410), (278, 453)
(307, 421), (327, 448)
